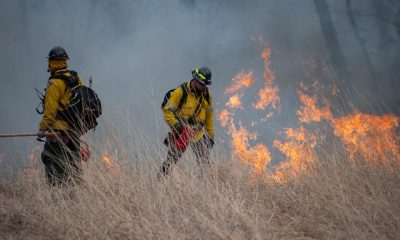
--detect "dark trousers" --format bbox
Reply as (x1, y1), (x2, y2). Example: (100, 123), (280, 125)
(41, 132), (82, 186)
(160, 135), (210, 176)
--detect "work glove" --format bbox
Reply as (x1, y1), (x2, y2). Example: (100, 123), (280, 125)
(37, 129), (46, 138)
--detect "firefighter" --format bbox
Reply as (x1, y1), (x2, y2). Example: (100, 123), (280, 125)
(160, 66), (215, 176)
(37, 46), (83, 186)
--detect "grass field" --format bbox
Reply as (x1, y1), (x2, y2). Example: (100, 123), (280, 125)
(0, 136), (399, 240)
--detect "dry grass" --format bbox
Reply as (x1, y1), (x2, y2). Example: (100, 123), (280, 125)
(0, 135), (399, 240)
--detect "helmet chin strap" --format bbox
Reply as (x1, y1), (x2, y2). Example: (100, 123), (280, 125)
(193, 88), (201, 96)
(189, 80), (201, 96)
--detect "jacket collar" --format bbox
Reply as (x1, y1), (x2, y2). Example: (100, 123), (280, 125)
(51, 68), (68, 76)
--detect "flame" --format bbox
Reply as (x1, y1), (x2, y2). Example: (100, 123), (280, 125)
(253, 85), (280, 110)
(331, 113), (400, 164)
(24, 146), (42, 182)
(226, 94), (243, 109)
(217, 109), (232, 128)
(296, 83), (400, 165)
(218, 37), (400, 181)
(218, 39), (277, 174)
(224, 70), (254, 94)
(229, 122), (271, 173)
(253, 45), (280, 110)
(102, 151), (114, 168)
(273, 127), (317, 179)
(296, 89), (333, 123)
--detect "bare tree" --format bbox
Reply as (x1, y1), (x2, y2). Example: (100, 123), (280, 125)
(313, 0), (352, 96)
(346, 0), (376, 82)
(395, 6), (400, 37)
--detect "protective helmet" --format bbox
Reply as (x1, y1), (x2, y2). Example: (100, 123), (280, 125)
(48, 46), (69, 60)
(192, 66), (212, 85)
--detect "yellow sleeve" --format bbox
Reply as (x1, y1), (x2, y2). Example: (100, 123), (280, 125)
(39, 80), (63, 130)
(205, 91), (214, 139)
(163, 87), (183, 127)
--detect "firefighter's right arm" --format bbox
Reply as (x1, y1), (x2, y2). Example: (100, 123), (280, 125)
(39, 80), (63, 130)
(163, 87), (183, 128)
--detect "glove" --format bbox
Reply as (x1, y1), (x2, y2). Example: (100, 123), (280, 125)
(37, 129), (46, 138)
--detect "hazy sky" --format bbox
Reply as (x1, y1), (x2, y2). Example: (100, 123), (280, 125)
(0, 0), (399, 166)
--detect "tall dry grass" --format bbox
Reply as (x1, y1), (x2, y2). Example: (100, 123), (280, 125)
(0, 132), (399, 240)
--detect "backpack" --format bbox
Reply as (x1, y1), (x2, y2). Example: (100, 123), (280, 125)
(38, 70), (102, 134)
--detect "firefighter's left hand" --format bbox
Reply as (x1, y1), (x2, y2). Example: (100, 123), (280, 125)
(37, 129), (46, 138)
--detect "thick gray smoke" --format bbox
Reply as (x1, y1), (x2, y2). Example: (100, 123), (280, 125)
(0, 0), (399, 168)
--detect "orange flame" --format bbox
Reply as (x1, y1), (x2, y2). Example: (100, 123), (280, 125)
(273, 127), (317, 177)
(25, 146), (41, 182)
(217, 109), (232, 128)
(102, 151), (114, 168)
(226, 94), (243, 109)
(229, 122), (271, 173)
(253, 45), (280, 110)
(296, 89), (333, 123)
(219, 39), (279, 174)
(296, 83), (400, 166)
(253, 85), (280, 110)
(219, 38), (400, 180)
(225, 70), (254, 94)
(331, 113), (400, 164)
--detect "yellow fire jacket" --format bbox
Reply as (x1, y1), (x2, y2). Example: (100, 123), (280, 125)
(39, 69), (83, 131)
(163, 81), (214, 143)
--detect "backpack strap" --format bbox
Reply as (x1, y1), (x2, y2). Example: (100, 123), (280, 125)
(179, 84), (210, 116)
(193, 95), (203, 117)
(49, 70), (80, 116)
(49, 70), (79, 88)
(192, 87), (211, 120)
(177, 83), (210, 110)
(173, 83), (208, 123)
(176, 82), (188, 111)
(49, 70), (80, 101)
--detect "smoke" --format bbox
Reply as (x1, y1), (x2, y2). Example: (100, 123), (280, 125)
(0, 0), (399, 166)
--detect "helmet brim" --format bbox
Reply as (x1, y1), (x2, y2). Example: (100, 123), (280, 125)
(47, 57), (69, 60)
